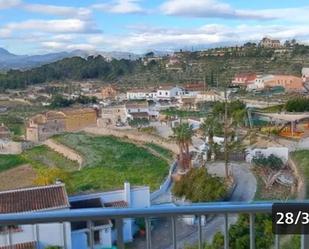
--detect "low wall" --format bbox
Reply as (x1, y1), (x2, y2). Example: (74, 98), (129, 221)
(151, 161), (177, 201)
(44, 139), (84, 169)
(0, 141), (33, 155)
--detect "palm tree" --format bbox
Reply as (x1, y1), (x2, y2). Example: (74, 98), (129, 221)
(200, 115), (223, 161)
(172, 123), (195, 171)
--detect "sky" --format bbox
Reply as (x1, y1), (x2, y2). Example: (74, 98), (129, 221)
(0, 0), (309, 55)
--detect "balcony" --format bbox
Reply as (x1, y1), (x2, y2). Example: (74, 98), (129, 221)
(0, 202), (307, 249)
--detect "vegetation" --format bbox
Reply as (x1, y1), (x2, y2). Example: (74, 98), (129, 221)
(172, 168), (227, 202)
(53, 133), (169, 192)
(252, 154), (285, 189)
(161, 108), (206, 118)
(2, 43), (308, 90)
(171, 123), (195, 170)
(50, 95), (97, 109)
(291, 150), (309, 198)
(0, 134), (171, 193)
(259, 104), (284, 113)
(145, 143), (174, 161)
(22, 145), (79, 171)
(0, 56), (137, 91)
(185, 214), (273, 249)
(285, 98), (309, 112)
(200, 114), (223, 160)
(0, 155), (26, 172)
(128, 118), (150, 128)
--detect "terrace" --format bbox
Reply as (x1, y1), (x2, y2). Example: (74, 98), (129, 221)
(0, 202), (308, 249)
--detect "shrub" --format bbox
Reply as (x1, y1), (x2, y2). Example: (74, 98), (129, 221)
(252, 154), (284, 171)
(172, 168), (227, 202)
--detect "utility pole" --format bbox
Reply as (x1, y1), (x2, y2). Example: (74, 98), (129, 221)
(224, 86), (229, 179)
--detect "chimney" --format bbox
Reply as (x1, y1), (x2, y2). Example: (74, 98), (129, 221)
(124, 182), (131, 207)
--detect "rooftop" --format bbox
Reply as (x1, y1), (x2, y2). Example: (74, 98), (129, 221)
(0, 184), (69, 214)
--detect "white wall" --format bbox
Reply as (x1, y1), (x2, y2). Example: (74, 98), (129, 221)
(0, 222), (71, 249)
(246, 147), (289, 163)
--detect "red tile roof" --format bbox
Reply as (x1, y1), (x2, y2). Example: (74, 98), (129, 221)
(0, 242), (36, 249)
(0, 184), (70, 214)
(104, 201), (128, 208)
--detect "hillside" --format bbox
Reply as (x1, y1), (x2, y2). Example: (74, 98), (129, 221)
(0, 44), (308, 91)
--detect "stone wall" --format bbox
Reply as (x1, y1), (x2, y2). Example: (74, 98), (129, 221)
(44, 139), (84, 169)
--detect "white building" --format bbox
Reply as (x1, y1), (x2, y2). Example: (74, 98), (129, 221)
(0, 184), (72, 249)
(247, 75), (272, 91)
(195, 90), (224, 102)
(126, 89), (152, 100)
(69, 182), (150, 249)
(156, 86), (185, 100)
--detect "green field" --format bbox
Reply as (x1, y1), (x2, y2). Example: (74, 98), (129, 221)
(0, 133), (170, 193)
(145, 143), (174, 161)
(22, 145), (79, 171)
(291, 150), (309, 198)
(0, 155), (26, 172)
(53, 133), (170, 192)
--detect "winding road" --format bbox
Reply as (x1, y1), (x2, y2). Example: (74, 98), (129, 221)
(131, 162), (257, 249)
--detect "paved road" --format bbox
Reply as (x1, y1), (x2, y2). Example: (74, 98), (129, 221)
(132, 162), (257, 249)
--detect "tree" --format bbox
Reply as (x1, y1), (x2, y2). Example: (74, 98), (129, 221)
(128, 118), (150, 128)
(200, 114), (223, 160)
(171, 123), (195, 170)
(50, 95), (73, 108)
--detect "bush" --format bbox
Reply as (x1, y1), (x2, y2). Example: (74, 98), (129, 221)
(252, 154), (284, 171)
(286, 98), (309, 112)
(172, 168), (227, 202)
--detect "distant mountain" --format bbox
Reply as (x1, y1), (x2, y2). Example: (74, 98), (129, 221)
(0, 48), (141, 71)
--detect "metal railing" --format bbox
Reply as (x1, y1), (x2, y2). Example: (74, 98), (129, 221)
(0, 202), (307, 249)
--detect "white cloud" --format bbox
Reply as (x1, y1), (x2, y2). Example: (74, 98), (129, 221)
(2, 19), (99, 34)
(86, 24), (309, 52)
(21, 3), (92, 19)
(41, 41), (96, 52)
(160, 0), (309, 21)
(0, 0), (21, 10)
(92, 0), (144, 14)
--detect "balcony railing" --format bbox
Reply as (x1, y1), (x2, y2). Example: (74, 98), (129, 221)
(0, 202), (308, 249)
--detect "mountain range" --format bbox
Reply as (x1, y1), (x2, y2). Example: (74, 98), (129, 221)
(0, 48), (141, 71)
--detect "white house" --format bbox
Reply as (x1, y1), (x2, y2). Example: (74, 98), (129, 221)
(69, 182), (150, 249)
(156, 86), (185, 100)
(0, 184), (72, 249)
(126, 89), (152, 100)
(247, 75), (271, 91)
(195, 90), (224, 102)
(125, 101), (150, 120)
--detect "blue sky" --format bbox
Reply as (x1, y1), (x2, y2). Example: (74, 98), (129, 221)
(0, 0), (309, 54)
